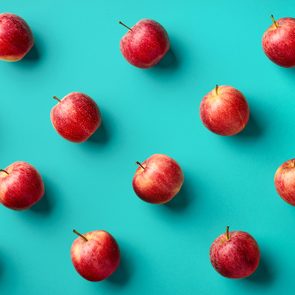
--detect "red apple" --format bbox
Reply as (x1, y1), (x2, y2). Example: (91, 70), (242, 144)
(210, 226), (260, 279)
(50, 92), (101, 143)
(274, 158), (295, 205)
(119, 19), (170, 68)
(0, 13), (34, 61)
(200, 85), (250, 136)
(132, 154), (184, 204)
(262, 15), (295, 67)
(71, 229), (120, 281)
(0, 161), (44, 210)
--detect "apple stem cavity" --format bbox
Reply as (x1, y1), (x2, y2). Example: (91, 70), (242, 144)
(271, 15), (279, 28)
(0, 169), (9, 175)
(53, 96), (61, 103)
(73, 229), (88, 242)
(225, 226), (230, 240)
(118, 21), (132, 31)
(136, 161), (145, 170)
(215, 85), (219, 95)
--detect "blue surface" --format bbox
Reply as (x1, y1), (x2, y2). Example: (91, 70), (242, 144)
(0, 0), (295, 294)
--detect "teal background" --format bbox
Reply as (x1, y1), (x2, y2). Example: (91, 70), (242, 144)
(0, 0), (295, 294)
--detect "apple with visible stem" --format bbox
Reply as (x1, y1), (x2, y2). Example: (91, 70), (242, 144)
(0, 13), (34, 61)
(132, 154), (184, 204)
(210, 226), (260, 279)
(262, 15), (295, 67)
(71, 229), (120, 281)
(50, 92), (101, 143)
(119, 19), (170, 68)
(200, 85), (250, 136)
(0, 161), (44, 210)
(274, 158), (295, 205)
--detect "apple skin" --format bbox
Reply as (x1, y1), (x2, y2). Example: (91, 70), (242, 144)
(200, 85), (250, 136)
(132, 154), (184, 204)
(274, 158), (295, 205)
(120, 19), (170, 68)
(262, 17), (295, 67)
(71, 230), (120, 282)
(210, 228), (260, 279)
(50, 92), (101, 143)
(0, 161), (44, 210)
(0, 13), (34, 61)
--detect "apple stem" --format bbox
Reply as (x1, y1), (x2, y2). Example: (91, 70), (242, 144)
(271, 15), (278, 28)
(73, 229), (88, 242)
(136, 161), (145, 170)
(225, 226), (230, 240)
(215, 85), (219, 95)
(0, 169), (9, 175)
(118, 21), (132, 31)
(53, 96), (61, 103)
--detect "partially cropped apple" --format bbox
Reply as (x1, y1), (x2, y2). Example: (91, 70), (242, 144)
(50, 92), (101, 143)
(0, 13), (34, 61)
(71, 229), (120, 281)
(0, 161), (44, 210)
(132, 154), (184, 204)
(274, 158), (295, 205)
(200, 85), (250, 136)
(210, 226), (260, 279)
(262, 15), (295, 67)
(119, 19), (170, 68)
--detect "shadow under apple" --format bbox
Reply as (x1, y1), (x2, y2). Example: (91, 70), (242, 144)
(30, 176), (55, 215)
(277, 65), (295, 77)
(106, 243), (133, 287)
(164, 181), (192, 212)
(155, 48), (179, 70)
(149, 34), (184, 74)
(23, 44), (40, 62)
(0, 257), (2, 281)
(0, 251), (5, 287)
(237, 113), (263, 139)
(246, 255), (274, 284)
(0, 249), (9, 285)
(0, 250), (20, 289)
(225, 104), (264, 142)
(88, 121), (109, 144)
(16, 32), (42, 64)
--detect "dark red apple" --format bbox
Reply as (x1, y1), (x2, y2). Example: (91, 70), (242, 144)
(50, 92), (101, 143)
(132, 154), (184, 204)
(200, 85), (250, 136)
(71, 229), (120, 281)
(119, 19), (170, 68)
(274, 158), (295, 205)
(262, 15), (295, 67)
(0, 161), (44, 210)
(0, 13), (34, 61)
(210, 226), (260, 279)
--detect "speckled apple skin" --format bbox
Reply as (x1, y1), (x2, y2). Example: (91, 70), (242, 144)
(210, 231), (260, 279)
(120, 19), (170, 68)
(0, 161), (44, 210)
(0, 13), (34, 61)
(50, 92), (101, 143)
(132, 154), (184, 204)
(71, 230), (120, 282)
(262, 17), (295, 67)
(200, 85), (250, 136)
(274, 159), (295, 205)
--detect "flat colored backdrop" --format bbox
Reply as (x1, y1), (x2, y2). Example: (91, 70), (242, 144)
(0, 0), (295, 294)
